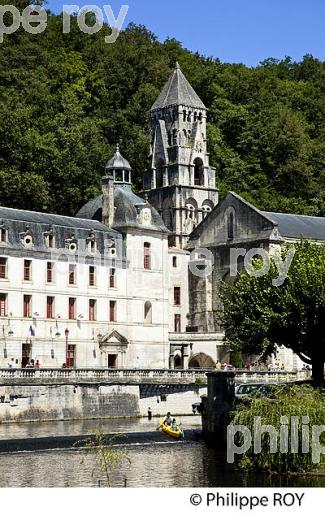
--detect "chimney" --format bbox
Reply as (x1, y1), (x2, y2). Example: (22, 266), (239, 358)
(102, 173), (115, 228)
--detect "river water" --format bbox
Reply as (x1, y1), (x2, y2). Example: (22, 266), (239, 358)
(0, 417), (324, 488)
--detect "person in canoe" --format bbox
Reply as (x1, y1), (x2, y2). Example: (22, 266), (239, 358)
(171, 418), (178, 431)
(163, 412), (173, 426)
(156, 412), (173, 430)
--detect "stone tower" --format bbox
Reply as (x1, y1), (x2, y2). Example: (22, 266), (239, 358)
(143, 62), (218, 248)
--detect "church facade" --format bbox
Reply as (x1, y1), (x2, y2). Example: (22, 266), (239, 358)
(1, 64), (324, 370)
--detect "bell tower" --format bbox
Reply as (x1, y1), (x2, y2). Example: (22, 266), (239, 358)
(143, 63), (218, 248)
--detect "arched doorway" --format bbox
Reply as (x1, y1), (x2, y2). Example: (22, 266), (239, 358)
(174, 354), (182, 368)
(188, 353), (215, 369)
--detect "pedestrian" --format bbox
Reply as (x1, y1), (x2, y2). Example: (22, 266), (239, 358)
(148, 407), (152, 420)
(215, 360), (221, 370)
(35, 360), (40, 369)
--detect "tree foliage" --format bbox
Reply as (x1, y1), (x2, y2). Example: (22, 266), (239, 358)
(0, 8), (324, 216)
(219, 242), (325, 386)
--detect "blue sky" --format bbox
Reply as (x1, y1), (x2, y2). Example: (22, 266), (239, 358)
(46, 0), (325, 66)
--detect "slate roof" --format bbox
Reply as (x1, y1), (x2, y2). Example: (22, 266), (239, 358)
(261, 211), (325, 240)
(0, 206), (111, 232)
(151, 62), (206, 111)
(0, 205), (119, 254)
(76, 184), (169, 234)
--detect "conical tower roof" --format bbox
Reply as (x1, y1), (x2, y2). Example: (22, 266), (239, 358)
(151, 62), (206, 111)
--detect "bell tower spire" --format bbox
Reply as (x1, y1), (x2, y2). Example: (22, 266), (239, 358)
(143, 63), (218, 248)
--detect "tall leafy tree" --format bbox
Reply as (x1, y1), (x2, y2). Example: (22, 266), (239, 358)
(219, 242), (325, 386)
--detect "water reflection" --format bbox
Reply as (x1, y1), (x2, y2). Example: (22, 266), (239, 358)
(0, 442), (324, 488)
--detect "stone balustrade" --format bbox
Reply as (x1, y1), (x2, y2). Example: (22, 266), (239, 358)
(0, 367), (309, 386)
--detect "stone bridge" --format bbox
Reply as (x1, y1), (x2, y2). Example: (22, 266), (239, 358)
(0, 368), (307, 386)
(0, 368), (310, 423)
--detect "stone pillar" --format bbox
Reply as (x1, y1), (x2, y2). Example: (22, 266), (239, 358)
(151, 168), (157, 190)
(190, 165), (194, 186)
(163, 167), (168, 187)
(169, 354), (175, 369)
(201, 371), (235, 445)
(182, 344), (190, 369)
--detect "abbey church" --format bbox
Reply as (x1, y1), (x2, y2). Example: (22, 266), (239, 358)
(1, 64), (325, 371)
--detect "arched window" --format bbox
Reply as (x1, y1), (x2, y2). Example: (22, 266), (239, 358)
(144, 301), (152, 324)
(198, 112), (203, 122)
(228, 212), (235, 240)
(202, 200), (214, 215)
(187, 111), (192, 122)
(185, 198), (198, 221)
(183, 110), (187, 122)
(194, 158), (204, 186)
(144, 242), (151, 270)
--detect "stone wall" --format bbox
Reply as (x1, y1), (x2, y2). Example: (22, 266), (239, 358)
(0, 381), (207, 423)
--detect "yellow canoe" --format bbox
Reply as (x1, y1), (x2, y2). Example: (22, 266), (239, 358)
(160, 420), (183, 439)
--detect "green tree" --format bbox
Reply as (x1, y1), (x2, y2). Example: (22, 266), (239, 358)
(219, 241), (325, 386)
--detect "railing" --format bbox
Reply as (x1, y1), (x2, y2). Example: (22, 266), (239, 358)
(0, 368), (210, 384)
(0, 368), (309, 385)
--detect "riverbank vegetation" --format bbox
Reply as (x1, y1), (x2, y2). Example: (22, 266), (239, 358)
(0, 2), (325, 216)
(230, 385), (325, 473)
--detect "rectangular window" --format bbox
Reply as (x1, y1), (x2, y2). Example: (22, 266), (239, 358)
(0, 257), (7, 279)
(109, 300), (116, 322)
(68, 298), (76, 320)
(0, 229), (6, 242)
(174, 314), (181, 333)
(144, 242), (151, 270)
(23, 295), (32, 318)
(69, 265), (76, 285)
(46, 296), (54, 319)
(89, 299), (96, 321)
(172, 256), (177, 268)
(89, 266), (95, 286)
(0, 293), (7, 317)
(24, 259), (32, 281)
(46, 262), (53, 283)
(174, 287), (181, 306)
(109, 268), (116, 288)
(66, 344), (76, 368)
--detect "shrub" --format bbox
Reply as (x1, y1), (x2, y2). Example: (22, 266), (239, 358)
(230, 385), (325, 472)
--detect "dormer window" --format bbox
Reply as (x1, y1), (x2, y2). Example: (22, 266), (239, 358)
(44, 231), (55, 249)
(66, 238), (77, 252)
(0, 228), (7, 243)
(20, 231), (33, 248)
(87, 235), (97, 254)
